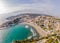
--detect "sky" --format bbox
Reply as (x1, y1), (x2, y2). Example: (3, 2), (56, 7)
(0, 0), (60, 19)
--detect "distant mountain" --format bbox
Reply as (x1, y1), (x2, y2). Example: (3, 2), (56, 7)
(6, 13), (53, 20)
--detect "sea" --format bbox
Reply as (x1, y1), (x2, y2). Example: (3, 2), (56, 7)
(2, 23), (32, 43)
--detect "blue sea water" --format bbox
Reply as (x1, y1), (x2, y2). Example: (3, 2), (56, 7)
(2, 24), (32, 43)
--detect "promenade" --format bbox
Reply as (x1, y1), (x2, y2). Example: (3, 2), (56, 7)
(22, 22), (48, 37)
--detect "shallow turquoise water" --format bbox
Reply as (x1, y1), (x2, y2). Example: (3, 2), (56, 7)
(2, 24), (32, 43)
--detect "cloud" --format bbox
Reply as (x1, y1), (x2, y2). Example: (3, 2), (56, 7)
(0, 0), (56, 20)
(1, 0), (59, 19)
(4, 3), (54, 17)
(0, 0), (8, 13)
